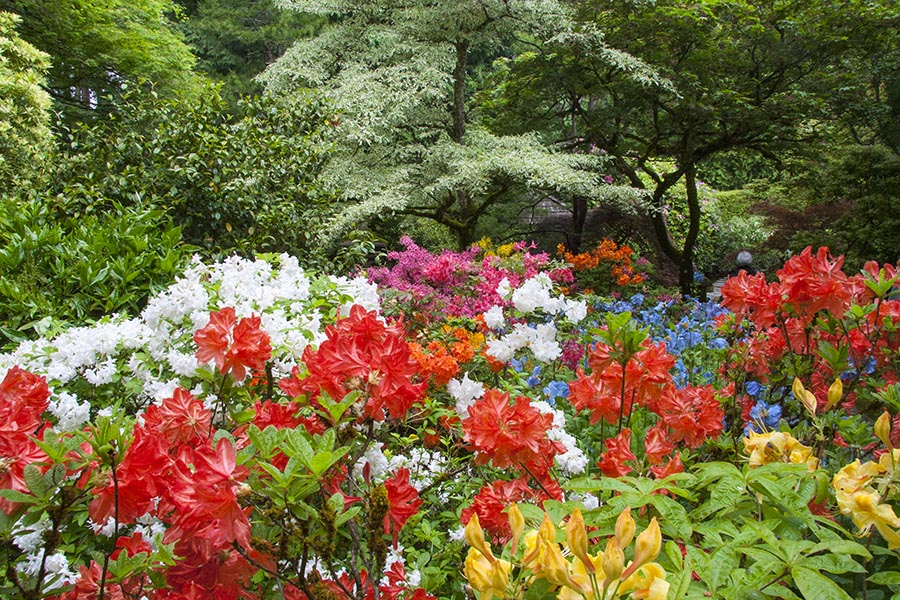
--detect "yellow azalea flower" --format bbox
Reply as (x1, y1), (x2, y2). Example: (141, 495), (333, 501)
(464, 547), (511, 600)
(848, 490), (900, 549)
(879, 449), (900, 475)
(566, 508), (595, 574)
(508, 503), (525, 557)
(539, 536), (576, 589)
(465, 513), (496, 562)
(621, 518), (661, 580)
(876, 411), (894, 450)
(615, 507), (636, 549)
(792, 378), (818, 417)
(743, 430), (818, 470)
(833, 459), (884, 499)
(601, 538), (624, 583)
(558, 555), (606, 600)
(826, 378), (843, 411)
(617, 562), (669, 600)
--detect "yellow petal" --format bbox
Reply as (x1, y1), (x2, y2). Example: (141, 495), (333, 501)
(615, 506), (636, 548)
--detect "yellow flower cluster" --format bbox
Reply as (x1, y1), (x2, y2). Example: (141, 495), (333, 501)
(742, 430), (818, 471)
(463, 506), (669, 600)
(476, 237), (517, 258)
(832, 413), (900, 549)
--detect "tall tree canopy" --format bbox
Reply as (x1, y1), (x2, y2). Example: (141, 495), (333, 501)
(0, 11), (51, 191)
(179, 0), (321, 102)
(486, 0), (900, 293)
(259, 0), (660, 248)
(2, 0), (201, 121)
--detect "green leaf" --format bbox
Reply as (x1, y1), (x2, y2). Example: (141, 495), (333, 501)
(335, 505), (361, 528)
(23, 464), (47, 496)
(792, 566), (854, 600)
(650, 494), (692, 540)
(868, 571), (900, 586)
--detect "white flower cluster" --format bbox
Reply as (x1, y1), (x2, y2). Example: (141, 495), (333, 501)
(532, 400), (588, 476)
(388, 448), (447, 491)
(447, 372), (486, 418)
(13, 519), (76, 587)
(503, 274), (587, 324)
(486, 322), (561, 363)
(0, 254), (380, 421)
(484, 274), (586, 365)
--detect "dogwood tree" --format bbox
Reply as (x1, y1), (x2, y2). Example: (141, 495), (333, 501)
(260, 0), (661, 248)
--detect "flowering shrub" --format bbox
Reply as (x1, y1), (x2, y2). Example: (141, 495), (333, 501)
(557, 239), (647, 293)
(1, 244), (900, 599)
(367, 236), (573, 324)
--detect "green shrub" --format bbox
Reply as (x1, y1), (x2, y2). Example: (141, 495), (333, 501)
(0, 195), (190, 346)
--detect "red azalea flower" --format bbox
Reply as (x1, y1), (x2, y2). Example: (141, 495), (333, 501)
(644, 424), (675, 465)
(0, 366), (50, 438)
(568, 369), (620, 425)
(194, 307), (271, 381)
(462, 388), (559, 473)
(142, 388), (211, 445)
(650, 452), (684, 480)
(283, 305), (426, 422)
(460, 478), (532, 542)
(384, 467), (422, 547)
(597, 428), (635, 477)
(657, 385), (724, 449)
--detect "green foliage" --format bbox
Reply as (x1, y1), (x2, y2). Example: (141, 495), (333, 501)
(179, 0), (323, 103)
(51, 84), (336, 257)
(788, 145), (900, 270)
(260, 0), (652, 249)
(0, 12), (52, 192)
(5, 0), (202, 121)
(482, 0), (900, 293)
(0, 195), (190, 346)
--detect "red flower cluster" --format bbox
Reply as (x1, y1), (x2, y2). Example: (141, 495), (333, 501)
(721, 247), (900, 408)
(0, 367), (50, 514)
(86, 388), (254, 598)
(462, 388), (563, 478)
(460, 477), (561, 542)
(569, 340), (675, 424)
(194, 307), (272, 381)
(568, 337), (725, 476)
(280, 305), (427, 421)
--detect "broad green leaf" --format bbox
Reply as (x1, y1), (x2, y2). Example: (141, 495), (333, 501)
(792, 566), (854, 600)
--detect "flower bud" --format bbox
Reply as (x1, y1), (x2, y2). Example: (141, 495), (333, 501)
(621, 517), (661, 579)
(508, 503), (525, 557)
(793, 378), (817, 417)
(826, 378), (843, 411)
(615, 507), (636, 548)
(876, 411), (893, 450)
(565, 508), (594, 574)
(465, 514), (495, 562)
(601, 537), (624, 582)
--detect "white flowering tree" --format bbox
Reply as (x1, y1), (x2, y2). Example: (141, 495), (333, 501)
(259, 0), (659, 248)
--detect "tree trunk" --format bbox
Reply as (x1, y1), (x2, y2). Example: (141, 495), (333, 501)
(571, 195), (588, 253)
(679, 163), (702, 297)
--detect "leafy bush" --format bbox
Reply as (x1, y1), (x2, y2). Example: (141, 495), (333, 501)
(51, 84), (336, 257)
(0, 195), (189, 346)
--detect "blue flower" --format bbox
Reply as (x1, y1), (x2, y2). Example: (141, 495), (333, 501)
(526, 366), (542, 387)
(544, 380), (570, 405)
(510, 357), (527, 373)
(746, 381), (763, 398)
(748, 400), (782, 431)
